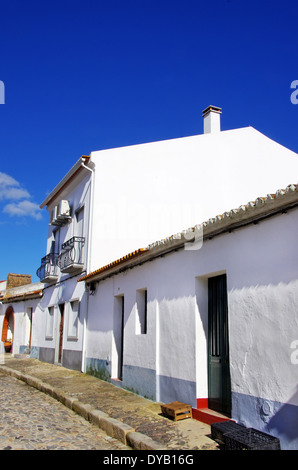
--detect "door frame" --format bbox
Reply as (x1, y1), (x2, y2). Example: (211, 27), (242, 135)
(27, 307), (33, 351)
(112, 295), (124, 380)
(208, 273), (231, 415)
(55, 303), (65, 364)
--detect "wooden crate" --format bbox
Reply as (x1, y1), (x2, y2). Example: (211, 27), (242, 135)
(161, 401), (192, 421)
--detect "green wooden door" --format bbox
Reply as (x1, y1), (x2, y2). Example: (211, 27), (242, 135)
(208, 274), (231, 415)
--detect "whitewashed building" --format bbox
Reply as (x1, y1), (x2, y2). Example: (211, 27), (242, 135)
(0, 274), (43, 356)
(35, 156), (92, 369)
(79, 183), (298, 450)
(85, 106), (298, 271)
(22, 105), (298, 449)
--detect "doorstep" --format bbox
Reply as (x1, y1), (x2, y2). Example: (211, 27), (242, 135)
(192, 407), (231, 425)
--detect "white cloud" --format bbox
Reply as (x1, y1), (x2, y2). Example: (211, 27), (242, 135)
(3, 200), (42, 220)
(0, 186), (31, 200)
(0, 171), (31, 200)
(0, 172), (42, 220)
(0, 172), (19, 187)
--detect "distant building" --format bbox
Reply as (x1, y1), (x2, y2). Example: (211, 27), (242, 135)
(0, 274), (43, 354)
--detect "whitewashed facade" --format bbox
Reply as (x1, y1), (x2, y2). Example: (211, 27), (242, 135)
(80, 184), (298, 450)
(3, 106), (297, 449)
(88, 110), (298, 270)
(34, 156), (92, 369)
(0, 280), (43, 356)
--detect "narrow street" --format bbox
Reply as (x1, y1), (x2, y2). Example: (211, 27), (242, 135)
(0, 373), (131, 450)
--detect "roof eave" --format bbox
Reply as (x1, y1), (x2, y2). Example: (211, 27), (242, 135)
(40, 155), (90, 209)
(1, 290), (43, 303)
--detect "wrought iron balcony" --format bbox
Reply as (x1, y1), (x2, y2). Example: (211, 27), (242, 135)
(36, 253), (59, 283)
(58, 236), (85, 274)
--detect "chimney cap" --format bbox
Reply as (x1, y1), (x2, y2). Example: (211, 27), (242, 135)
(202, 105), (222, 116)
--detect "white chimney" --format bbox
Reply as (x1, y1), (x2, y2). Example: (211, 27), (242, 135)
(202, 105), (222, 134)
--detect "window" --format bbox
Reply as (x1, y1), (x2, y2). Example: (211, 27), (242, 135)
(136, 289), (147, 335)
(26, 307), (33, 349)
(75, 206), (84, 238)
(46, 306), (54, 339)
(68, 300), (80, 339)
(51, 229), (60, 254)
(74, 206), (85, 266)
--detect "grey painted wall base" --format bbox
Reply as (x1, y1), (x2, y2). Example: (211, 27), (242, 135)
(39, 347), (55, 364)
(29, 346), (40, 359)
(30, 347), (82, 371)
(122, 364), (156, 401)
(62, 349), (82, 371)
(85, 357), (111, 381)
(19, 345), (40, 359)
(85, 358), (156, 400)
(158, 374), (197, 408)
(122, 365), (196, 406)
(232, 391), (298, 450)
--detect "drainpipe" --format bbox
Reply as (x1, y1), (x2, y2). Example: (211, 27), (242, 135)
(80, 156), (95, 374)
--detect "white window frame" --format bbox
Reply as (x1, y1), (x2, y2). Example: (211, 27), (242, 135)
(45, 305), (55, 340)
(75, 205), (84, 238)
(67, 298), (80, 340)
(135, 288), (147, 335)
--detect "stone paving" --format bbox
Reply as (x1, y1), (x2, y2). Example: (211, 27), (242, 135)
(0, 355), (218, 450)
(0, 373), (130, 450)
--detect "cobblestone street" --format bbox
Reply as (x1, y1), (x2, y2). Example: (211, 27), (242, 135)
(0, 373), (131, 450)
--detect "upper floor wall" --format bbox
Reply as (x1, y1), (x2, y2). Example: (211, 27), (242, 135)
(37, 109), (298, 279)
(37, 163), (92, 284)
(88, 125), (298, 271)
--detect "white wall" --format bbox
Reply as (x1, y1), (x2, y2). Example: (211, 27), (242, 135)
(34, 168), (92, 369)
(189, 208), (298, 408)
(85, 279), (114, 369)
(46, 171), (91, 267)
(85, 248), (204, 404)
(89, 127), (298, 271)
(0, 297), (41, 355)
(33, 273), (86, 366)
(85, 206), (298, 448)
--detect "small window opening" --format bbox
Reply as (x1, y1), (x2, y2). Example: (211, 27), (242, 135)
(136, 289), (147, 335)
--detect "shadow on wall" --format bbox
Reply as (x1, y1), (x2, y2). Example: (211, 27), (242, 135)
(267, 387), (298, 447)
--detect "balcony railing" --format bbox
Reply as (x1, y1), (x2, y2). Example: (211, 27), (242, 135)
(57, 236), (85, 274)
(36, 253), (59, 283)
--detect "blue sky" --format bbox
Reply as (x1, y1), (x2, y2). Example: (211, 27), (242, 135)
(0, 0), (297, 283)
